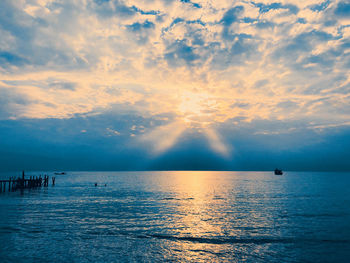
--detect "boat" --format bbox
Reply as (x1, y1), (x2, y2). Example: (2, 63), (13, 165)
(274, 169), (283, 175)
(54, 172), (66, 175)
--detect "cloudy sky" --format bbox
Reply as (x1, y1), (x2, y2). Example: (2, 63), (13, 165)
(0, 0), (350, 171)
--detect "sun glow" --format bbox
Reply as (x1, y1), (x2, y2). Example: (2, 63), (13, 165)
(178, 91), (217, 128)
(2, 0), (349, 161)
(139, 90), (230, 156)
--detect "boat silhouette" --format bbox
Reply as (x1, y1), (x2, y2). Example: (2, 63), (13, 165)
(274, 169), (283, 175)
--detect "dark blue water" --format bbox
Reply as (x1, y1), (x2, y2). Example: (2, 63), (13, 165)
(0, 171), (350, 262)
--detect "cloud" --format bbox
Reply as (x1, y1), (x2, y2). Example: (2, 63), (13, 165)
(165, 39), (200, 67)
(308, 0), (331, 12)
(0, 0), (349, 161)
(48, 81), (76, 91)
(0, 51), (28, 66)
(1, 114), (350, 171)
(92, 0), (137, 18)
(254, 2), (299, 14)
(334, 1), (350, 17)
(0, 86), (32, 119)
(126, 20), (156, 44)
(180, 0), (202, 9)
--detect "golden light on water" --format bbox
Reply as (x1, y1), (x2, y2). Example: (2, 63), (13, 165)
(1, 0), (350, 260)
(158, 171), (235, 258)
(165, 171), (227, 234)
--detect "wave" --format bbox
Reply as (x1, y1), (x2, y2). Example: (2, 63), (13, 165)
(137, 234), (296, 244)
(161, 197), (194, 201)
(86, 230), (350, 245)
(141, 234), (350, 245)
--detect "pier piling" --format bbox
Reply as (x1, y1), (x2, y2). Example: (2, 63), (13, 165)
(0, 171), (56, 194)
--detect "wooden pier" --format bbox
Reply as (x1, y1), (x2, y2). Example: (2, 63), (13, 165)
(0, 171), (55, 193)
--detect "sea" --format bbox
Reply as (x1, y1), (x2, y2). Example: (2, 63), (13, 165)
(0, 171), (350, 263)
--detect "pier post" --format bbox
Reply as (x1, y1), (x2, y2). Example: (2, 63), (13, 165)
(1, 173), (56, 194)
(22, 171), (25, 189)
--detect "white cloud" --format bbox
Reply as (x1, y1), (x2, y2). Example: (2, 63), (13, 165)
(0, 0), (349, 134)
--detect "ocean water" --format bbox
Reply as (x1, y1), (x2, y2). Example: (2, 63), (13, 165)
(0, 171), (350, 263)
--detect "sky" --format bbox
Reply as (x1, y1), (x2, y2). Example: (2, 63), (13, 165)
(0, 0), (350, 171)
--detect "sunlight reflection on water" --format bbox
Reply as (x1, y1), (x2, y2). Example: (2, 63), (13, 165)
(0, 171), (350, 262)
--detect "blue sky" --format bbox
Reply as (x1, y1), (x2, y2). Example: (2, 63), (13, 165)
(0, 0), (350, 171)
